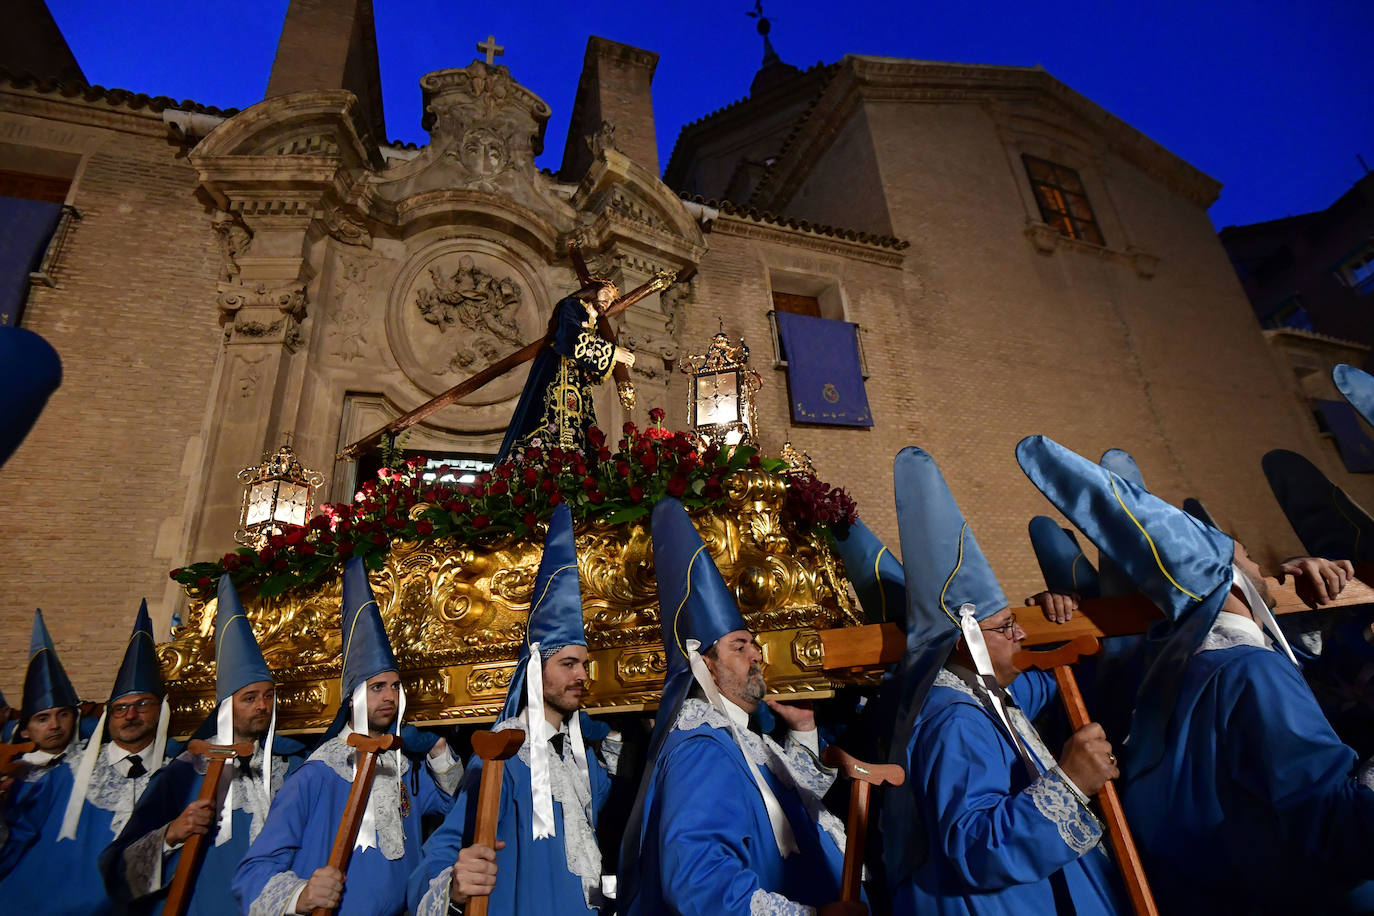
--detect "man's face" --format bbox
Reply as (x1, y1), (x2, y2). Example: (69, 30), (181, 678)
(232, 681), (275, 743)
(21, 706), (76, 753)
(363, 672), (402, 736)
(108, 691), (160, 752)
(542, 645), (590, 723)
(593, 283), (617, 313)
(703, 630), (766, 712)
(973, 607), (1027, 688)
(1234, 543), (1276, 609)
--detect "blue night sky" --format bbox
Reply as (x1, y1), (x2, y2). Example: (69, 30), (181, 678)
(45, 0), (1374, 230)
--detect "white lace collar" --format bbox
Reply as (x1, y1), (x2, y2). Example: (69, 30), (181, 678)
(1198, 611), (1272, 654)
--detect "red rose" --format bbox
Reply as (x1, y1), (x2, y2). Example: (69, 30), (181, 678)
(472, 514), (491, 529)
(170, 567), (184, 578)
(640, 453), (659, 474)
(616, 461), (630, 477)
(454, 500), (471, 515)
(550, 447), (565, 460)
(549, 492), (564, 506)
(318, 530), (335, 546)
(457, 484), (474, 496)
(597, 447), (612, 462)
(523, 468), (539, 486)
(259, 547), (277, 563)
(309, 515), (331, 531)
(666, 476), (688, 498)
(540, 478), (557, 493)
(629, 485), (644, 503)
(489, 480), (509, 496)
(338, 541), (355, 555)
(582, 475), (598, 492)
(273, 558), (289, 571)
(547, 458), (563, 474)
(525, 447), (543, 462)
(523, 512), (537, 528)
(300, 542), (318, 556)
(589, 490), (606, 504)
(268, 533), (286, 549)
(384, 514), (402, 528)
(370, 533), (388, 545)
(473, 484), (487, 498)
(588, 427), (606, 447)
(416, 520), (435, 536)
(495, 463), (513, 480)
(623, 421), (638, 437)
(748, 455), (761, 468)
(196, 576), (212, 589)
(513, 493), (527, 507)
(285, 528), (305, 546)
(702, 444), (720, 464)
(649, 407), (666, 424)
(337, 519), (354, 533)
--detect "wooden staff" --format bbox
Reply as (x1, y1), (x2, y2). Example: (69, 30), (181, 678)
(820, 746), (905, 912)
(820, 565), (1374, 670)
(164, 739), (255, 916)
(311, 732), (402, 916)
(1015, 636), (1158, 916)
(464, 729), (525, 916)
(336, 258), (684, 461)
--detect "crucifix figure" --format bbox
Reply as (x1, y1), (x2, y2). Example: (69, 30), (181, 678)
(477, 35), (505, 66)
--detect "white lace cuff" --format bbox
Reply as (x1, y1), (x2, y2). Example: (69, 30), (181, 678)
(416, 865), (454, 916)
(788, 729), (820, 757)
(1026, 771), (1101, 856)
(428, 748), (462, 795)
(249, 871), (307, 916)
(600, 731), (623, 777)
(748, 887), (815, 915)
(123, 825), (169, 897)
(1051, 766), (1092, 805)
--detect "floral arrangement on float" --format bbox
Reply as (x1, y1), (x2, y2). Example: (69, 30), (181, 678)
(171, 409), (858, 600)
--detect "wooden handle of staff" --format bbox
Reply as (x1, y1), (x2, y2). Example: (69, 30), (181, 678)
(820, 746), (905, 910)
(1015, 638), (1159, 916)
(465, 729), (525, 916)
(164, 739), (255, 916)
(310, 733), (401, 916)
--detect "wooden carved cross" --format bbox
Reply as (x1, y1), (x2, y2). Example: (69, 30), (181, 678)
(477, 35), (505, 66)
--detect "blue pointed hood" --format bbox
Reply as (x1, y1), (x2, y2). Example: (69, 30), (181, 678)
(110, 599), (165, 702)
(340, 557), (398, 700)
(0, 327), (61, 468)
(214, 575), (273, 703)
(21, 609), (80, 721)
(501, 504), (587, 720)
(1016, 435), (1235, 776)
(1334, 363), (1374, 427)
(1182, 497), (1219, 531)
(831, 518), (906, 625)
(1027, 516), (1101, 598)
(1096, 449), (1146, 597)
(1262, 448), (1374, 562)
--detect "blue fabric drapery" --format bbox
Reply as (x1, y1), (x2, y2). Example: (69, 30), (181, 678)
(774, 311), (873, 427)
(0, 196), (62, 327)
(1316, 398), (1374, 473)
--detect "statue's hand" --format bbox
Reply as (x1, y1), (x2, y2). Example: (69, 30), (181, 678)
(614, 348), (636, 368)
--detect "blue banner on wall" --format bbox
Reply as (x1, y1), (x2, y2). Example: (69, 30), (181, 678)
(775, 311), (873, 427)
(0, 196), (63, 327)
(1317, 398), (1374, 473)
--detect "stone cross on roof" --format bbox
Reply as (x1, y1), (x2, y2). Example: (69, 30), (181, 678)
(477, 35), (505, 66)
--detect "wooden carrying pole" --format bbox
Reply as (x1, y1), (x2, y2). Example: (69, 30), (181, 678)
(164, 739), (256, 916)
(820, 566), (1374, 671)
(1014, 636), (1159, 916)
(311, 732), (402, 916)
(820, 746), (905, 911)
(465, 729), (525, 916)
(0, 741), (36, 777)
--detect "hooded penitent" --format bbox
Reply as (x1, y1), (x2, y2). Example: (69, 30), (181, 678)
(830, 518), (906, 625)
(20, 608), (80, 727)
(499, 503), (592, 842)
(60, 600), (170, 840)
(1262, 448), (1374, 563)
(1015, 435), (1297, 778)
(212, 574), (276, 845)
(881, 446), (1009, 883)
(1028, 516), (1101, 598)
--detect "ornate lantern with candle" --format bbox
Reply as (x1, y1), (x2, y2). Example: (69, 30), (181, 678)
(235, 439), (324, 547)
(678, 330), (763, 449)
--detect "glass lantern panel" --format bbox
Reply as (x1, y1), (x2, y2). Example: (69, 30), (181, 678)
(276, 483), (310, 527)
(245, 482), (276, 526)
(694, 371), (741, 427)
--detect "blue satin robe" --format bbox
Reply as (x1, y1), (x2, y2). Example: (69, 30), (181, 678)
(232, 748), (455, 916)
(623, 714), (846, 915)
(894, 670), (1123, 915)
(0, 756), (118, 914)
(407, 739), (610, 915)
(97, 748), (306, 916)
(1123, 643), (1374, 914)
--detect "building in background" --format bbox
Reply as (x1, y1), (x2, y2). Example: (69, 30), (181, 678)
(1, 0), (1362, 692)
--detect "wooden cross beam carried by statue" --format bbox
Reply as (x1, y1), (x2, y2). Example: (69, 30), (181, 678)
(164, 739), (255, 916)
(310, 732), (402, 916)
(337, 244), (686, 461)
(465, 728), (525, 916)
(819, 565), (1374, 670)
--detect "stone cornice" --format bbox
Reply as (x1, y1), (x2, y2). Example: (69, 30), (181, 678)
(751, 56), (1222, 213)
(711, 212), (906, 268)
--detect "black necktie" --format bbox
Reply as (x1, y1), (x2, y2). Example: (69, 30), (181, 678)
(125, 755), (146, 778)
(550, 733), (566, 758)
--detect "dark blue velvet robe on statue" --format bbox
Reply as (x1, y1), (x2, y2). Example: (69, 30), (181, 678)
(495, 296), (616, 463)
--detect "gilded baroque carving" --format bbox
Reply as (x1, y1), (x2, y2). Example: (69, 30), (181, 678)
(158, 470), (862, 733)
(791, 630), (823, 670)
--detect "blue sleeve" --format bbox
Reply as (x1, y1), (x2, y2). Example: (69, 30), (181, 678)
(549, 299), (615, 379)
(0, 770), (59, 878)
(232, 763), (319, 910)
(415, 756), (457, 819)
(655, 736), (774, 916)
(406, 757), (481, 912)
(913, 703), (1099, 890)
(98, 759), (197, 902)
(1224, 653), (1374, 881)
(1009, 669), (1058, 720)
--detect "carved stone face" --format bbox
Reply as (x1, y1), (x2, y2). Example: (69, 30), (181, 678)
(461, 127), (510, 178)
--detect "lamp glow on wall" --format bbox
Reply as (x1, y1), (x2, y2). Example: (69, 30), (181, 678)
(235, 438), (324, 547)
(678, 330), (763, 450)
